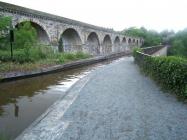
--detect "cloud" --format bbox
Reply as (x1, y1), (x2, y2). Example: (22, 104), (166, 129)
(1, 0), (187, 32)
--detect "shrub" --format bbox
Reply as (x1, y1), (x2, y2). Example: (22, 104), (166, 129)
(0, 45), (55, 63)
(57, 52), (90, 63)
(134, 51), (187, 99)
(63, 53), (76, 60)
(0, 134), (8, 140)
(132, 47), (142, 57)
(75, 51), (90, 59)
(58, 55), (65, 63)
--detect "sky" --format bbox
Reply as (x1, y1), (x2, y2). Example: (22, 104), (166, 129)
(1, 0), (187, 32)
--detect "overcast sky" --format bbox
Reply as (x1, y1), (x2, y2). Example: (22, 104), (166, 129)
(1, 0), (187, 32)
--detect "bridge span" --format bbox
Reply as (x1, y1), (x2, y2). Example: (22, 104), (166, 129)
(0, 1), (143, 55)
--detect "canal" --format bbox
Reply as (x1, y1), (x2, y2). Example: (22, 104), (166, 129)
(0, 58), (120, 140)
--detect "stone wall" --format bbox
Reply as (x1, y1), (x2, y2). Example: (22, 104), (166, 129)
(0, 1), (143, 55)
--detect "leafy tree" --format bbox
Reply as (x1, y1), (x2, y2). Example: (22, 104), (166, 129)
(168, 29), (187, 57)
(14, 21), (37, 49)
(0, 16), (11, 32)
(160, 30), (175, 44)
(0, 16), (12, 49)
(122, 27), (162, 47)
(122, 27), (145, 37)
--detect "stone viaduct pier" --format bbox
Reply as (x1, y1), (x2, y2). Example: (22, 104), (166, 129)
(0, 1), (143, 55)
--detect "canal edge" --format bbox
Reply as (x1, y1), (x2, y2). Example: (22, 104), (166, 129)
(0, 51), (130, 83)
(15, 72), (92, 140)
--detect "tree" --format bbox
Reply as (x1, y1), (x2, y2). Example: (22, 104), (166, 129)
(160, 30), (175, 44)
(168, 29), (187, 57)
(0, 16), (12, 49)
(14, 21), (37, 49)
(122, 27), (162, 47)
(0, 16), (11, 32)
(122, 27), (145, 37)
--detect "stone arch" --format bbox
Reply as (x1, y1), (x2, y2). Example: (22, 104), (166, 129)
(122, 37), (126, 44)
(121, 37), (127, 51)
(133, 38), (136, 44)
(140, 39), (144, 45)
(136, 40), (139, 45)
(15, 20), (50, 44)
(86, 32), (100, 55)
(59, 28), (82, 52)
(114, 36), (120, 52)
(122, 37), (127, 46)
(128, 38), (132, 45)
(103, 34), (112, 54)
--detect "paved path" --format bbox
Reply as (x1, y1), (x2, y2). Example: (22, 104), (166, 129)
(17, 57), (187, 140)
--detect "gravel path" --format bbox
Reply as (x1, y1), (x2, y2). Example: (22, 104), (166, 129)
(17, 57), (187, 140)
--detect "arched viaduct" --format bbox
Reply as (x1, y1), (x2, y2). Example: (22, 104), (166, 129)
(0, 2), (143, 55)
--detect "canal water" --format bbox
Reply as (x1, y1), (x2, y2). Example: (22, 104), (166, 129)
(0, 58), (120, 140)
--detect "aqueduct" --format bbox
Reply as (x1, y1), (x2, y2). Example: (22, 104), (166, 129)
(0, 1), (143, 55)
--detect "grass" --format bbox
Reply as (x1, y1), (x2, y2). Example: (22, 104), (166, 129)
(0, 134), (8, 140)
(0, 46), (91, 75)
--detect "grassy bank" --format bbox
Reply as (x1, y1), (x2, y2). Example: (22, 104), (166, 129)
(133, 49), (187, 100)
(0, 19), (90, 75)
(0, 135), (8, 140)
(0, 46), (90, 75)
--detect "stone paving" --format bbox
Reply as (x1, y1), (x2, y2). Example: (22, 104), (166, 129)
(17, 57), (187, 140)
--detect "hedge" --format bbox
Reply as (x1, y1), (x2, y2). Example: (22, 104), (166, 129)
(134, 51), (187, 99)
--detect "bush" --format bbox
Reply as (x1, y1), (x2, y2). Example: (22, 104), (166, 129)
(134, 51), (187, 99)
(75, 51), (90, 59)
(0, 134), (8, 140)
(57, 52), (90, 63)
(63, 53), (76, 60)
(132, 47), (142, 57)
(0, 45), (55, 63)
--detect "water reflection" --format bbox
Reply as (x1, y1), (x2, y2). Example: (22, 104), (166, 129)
(0, 59), (113, 139)
(14, 104), (19, 118)
(0, 69), (86, 116)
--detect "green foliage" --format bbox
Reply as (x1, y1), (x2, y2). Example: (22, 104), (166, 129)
(0, 16), (12, 50)
(0, 17), (90, 64)
(0, 48), (90, 71)
(0, 17), (37, 51)
(168, 29), (187, 58)
(143, 31), (162, 47)
(75, 51), (90, 59)
(0, 45), (56, 63)
(122, 27), (162, 47)
(132, 47), (142, 58)
(134, 51), (187, 99)
(122, 27), (187, 58)
(57, 52), (90, 63)
(160, 30), (175, 44)
(0, 16), (11, 33)
(14, 21), (37, 49)
(122, 27), (145, 37)
(0, 134), (8, 140)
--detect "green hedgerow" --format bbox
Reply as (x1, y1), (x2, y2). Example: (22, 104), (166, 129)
(134, 51), (187, 99)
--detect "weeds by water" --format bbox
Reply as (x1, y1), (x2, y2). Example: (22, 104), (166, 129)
(0, 134), (8, 140)
(0, 46), (90, 74)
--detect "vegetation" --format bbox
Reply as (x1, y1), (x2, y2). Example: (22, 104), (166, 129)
(0, 50), (90, 73)
(0, 17), (90, 74)
(0, 16), (12, 50)
(0, 134), (8, 140)
(132, 47), (143, 57)
(122, 27), (187, 58)
(133, 50), (187, 100)
(168, 29), (187, 58)
(122, 27), (163, 47)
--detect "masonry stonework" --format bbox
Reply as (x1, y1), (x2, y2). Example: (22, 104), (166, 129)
(0, 1), (143, 55)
